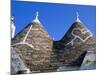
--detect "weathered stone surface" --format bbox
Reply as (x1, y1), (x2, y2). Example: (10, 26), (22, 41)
(11, 21), (96, 73)
(54, 22), (96, 66)
(12, 22), (58, 72)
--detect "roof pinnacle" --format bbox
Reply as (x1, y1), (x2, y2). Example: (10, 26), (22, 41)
(33, 11), (40, 23)
(11, 16), (16, 38)
(11, 16), (14, 21)
(76, 12), (81, 22)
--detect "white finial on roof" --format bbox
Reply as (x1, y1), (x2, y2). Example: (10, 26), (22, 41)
(11, 16), (14, 21)
(11, 16), (16, 38)
(33, 11), (40, 23)
(76, 12), (81, 22)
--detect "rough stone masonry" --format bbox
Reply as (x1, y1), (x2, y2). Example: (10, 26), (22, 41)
(11, 12), (96, 74)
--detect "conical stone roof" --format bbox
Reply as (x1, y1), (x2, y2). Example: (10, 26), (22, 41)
(11, 12), (58, 72)
(11, 12), (96, 73)
(54, 13), (96, 66)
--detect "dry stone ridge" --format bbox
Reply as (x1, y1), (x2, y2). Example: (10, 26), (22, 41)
(11, 12), (96, 74)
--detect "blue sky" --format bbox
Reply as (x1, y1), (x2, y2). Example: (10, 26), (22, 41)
(11, 1), (96, 40)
